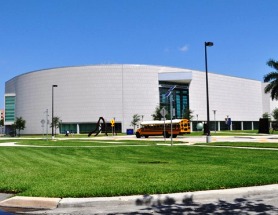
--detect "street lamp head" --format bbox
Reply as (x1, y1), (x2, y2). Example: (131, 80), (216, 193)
(53, 85), (58, 87)
(205, 42), (214, 47)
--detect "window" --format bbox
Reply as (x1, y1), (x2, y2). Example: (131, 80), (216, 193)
(159, 82), (189, 119)
(5, 96), (16, 123)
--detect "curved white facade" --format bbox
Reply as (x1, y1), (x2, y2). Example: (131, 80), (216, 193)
(4, 64), (277, 134)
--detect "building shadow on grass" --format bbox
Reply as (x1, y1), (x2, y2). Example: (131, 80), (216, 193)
(109, 195), (278, 215)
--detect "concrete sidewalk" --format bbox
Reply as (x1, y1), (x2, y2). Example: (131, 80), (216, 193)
(1, 184), (278, 214)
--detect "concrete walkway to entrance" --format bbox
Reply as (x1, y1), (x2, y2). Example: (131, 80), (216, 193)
(1, 134), (278, 146)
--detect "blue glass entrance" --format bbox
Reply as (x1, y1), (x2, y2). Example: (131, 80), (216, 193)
(159, 82), (189, 119)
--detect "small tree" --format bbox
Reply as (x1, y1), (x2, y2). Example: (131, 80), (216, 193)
(14, 117), (26, 137)
(272, 108), (278, 121)
(50, 116), (61, 135)
(130, 114), (141, 131)
(262, 112), (271, 120)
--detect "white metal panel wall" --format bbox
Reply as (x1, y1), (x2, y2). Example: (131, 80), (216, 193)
(51, 65), (124, 123)
(5, 78), (16, 94)
(261, 83), (271, 117)
(13, 71), (57, 133)
(270, 99), (278, 120)
(188, 71), (207, 121)
(6, 64), (274, 134)
(122, 65), (160, 131)
(6, 65), (162, 134)
(13, 66), (125, 134)
(190, 71), (263, 121)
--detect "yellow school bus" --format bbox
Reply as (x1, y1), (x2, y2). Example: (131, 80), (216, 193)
(136, 119), (190, 138)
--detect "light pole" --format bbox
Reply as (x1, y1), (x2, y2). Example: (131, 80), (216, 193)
(52, 85), (58, 139)
(205, 41), (214, 143)
(213, 110), (217, 133)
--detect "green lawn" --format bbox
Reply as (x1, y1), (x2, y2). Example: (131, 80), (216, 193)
(191, 130), (264, 136)
(190, 130), (278, 136)
(0, 140), (277, 198)
(196, 142), (278, 148)
(3, 129), (270, 138)
(0, 139), (158, 146)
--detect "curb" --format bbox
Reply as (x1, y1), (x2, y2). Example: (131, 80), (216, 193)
(0, 196), (61, 209)
(1, 184), (277, 210)
(58, 184), (278, 208)
(0, 194), (13, 202)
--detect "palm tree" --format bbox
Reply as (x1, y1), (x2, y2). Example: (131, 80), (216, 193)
(50, 116), (61, 135)
(182, 108), (194, 120)
(151, 105), (170, 120)
(264, 59), (278, 100)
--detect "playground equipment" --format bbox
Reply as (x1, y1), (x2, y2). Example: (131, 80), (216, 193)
(88, 117), (108, 137)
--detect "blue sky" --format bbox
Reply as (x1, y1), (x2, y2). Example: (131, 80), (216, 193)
(1, 0), (278, 108)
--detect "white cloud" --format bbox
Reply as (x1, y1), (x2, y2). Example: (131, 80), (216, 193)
(179, 45), (189, 52)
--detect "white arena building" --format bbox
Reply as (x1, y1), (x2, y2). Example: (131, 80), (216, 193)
(4, 64), (277, 134)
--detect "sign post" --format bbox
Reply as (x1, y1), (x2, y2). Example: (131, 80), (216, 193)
(160, 107), (168, 143)
(165, 86), (176, 146)
(41, 119), (45, 138)
(110, 119), (115, 135)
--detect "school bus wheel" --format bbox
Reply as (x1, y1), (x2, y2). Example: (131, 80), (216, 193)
(136, 132), (141, 138)
(163, 131), (170, 138)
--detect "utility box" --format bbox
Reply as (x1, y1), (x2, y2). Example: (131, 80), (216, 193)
(258, 118), (269, 134)
(126, 129), (134, 135)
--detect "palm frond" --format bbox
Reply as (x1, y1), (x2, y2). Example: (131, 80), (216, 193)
(264, 78), (278, 100)
(263, 72), (278, 83)
(270, 84), (278, 100)
(267, 59), (278, 71)
(265, 82), (274, 94)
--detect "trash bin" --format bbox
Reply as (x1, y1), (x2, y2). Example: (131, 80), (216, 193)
(203, 123), (208, 135)
(126, 129), (134, 135)
(258, 118), (269, 134)
(9, 130), (16, 137)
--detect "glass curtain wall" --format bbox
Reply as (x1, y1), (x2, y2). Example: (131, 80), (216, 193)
(5, 96), (16, 123)
(60, 123), (122, 134)
(159, 82), (189, 119)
